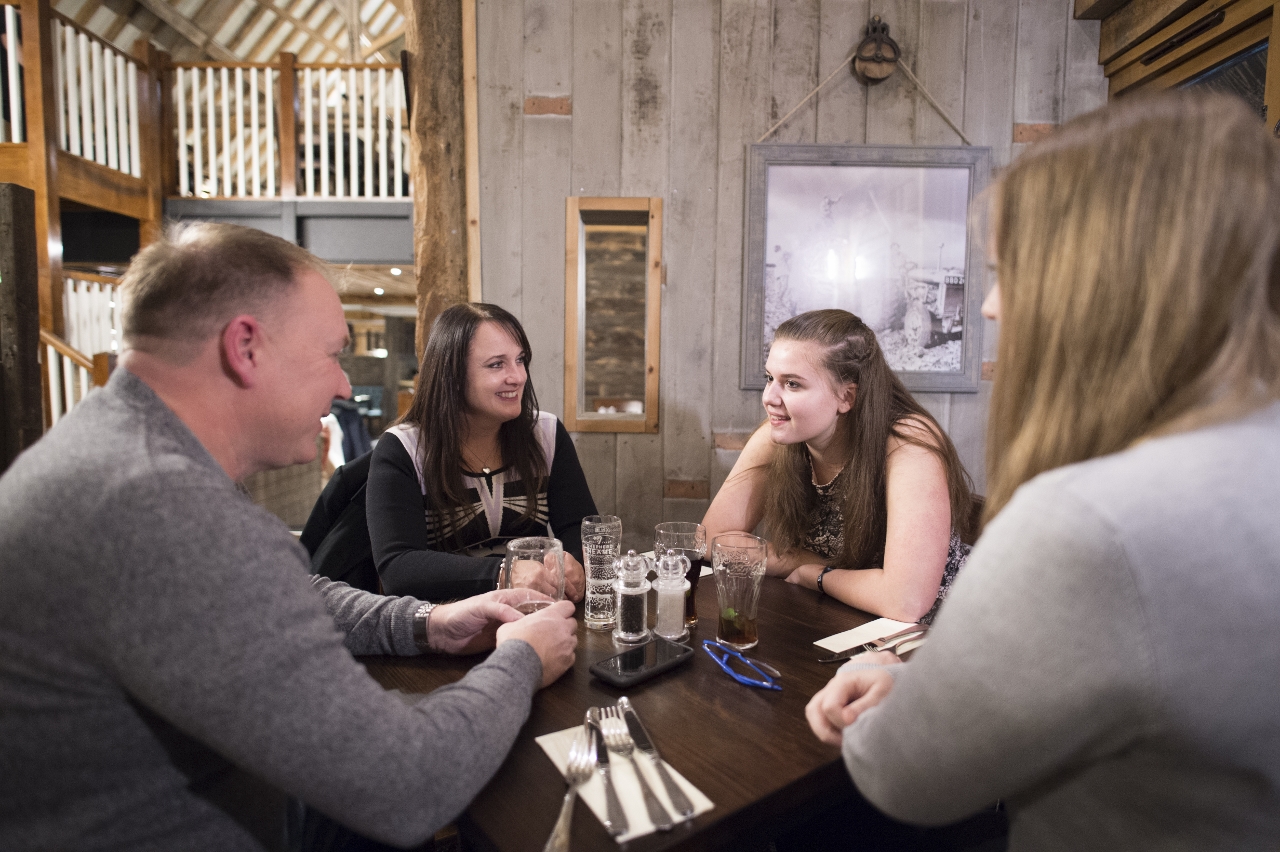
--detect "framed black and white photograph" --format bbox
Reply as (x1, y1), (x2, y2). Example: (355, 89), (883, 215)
(741, 144), (992, 393)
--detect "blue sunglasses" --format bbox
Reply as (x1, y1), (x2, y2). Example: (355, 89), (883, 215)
(701, 640), (782, 691)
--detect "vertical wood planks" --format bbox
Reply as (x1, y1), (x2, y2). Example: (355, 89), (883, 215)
(1062, 4), (1107, 122)
(769, 0), (820, 144)
(567, 0), (623, 515)
(663, 0), (719, 524)
(816, 0), (870, 145)
(915, 0), (967, 145)
(964, 0), (1017, 169)
(866, 0), (919, 145)
(476, 0), (524, 311)
(616, 0), (671, 550)
(1014, 0), (1066, 128)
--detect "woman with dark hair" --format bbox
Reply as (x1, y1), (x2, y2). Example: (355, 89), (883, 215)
(366, 303), (594, 601)
(703, 309), (972, 624)
(807, 92), (1280, 848)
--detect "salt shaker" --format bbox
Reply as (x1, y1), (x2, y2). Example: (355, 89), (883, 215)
(612, 549), (651, 645)
(654, 549), (691, 641)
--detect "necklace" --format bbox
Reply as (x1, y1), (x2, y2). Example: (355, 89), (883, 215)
(808, 455), (845, 488)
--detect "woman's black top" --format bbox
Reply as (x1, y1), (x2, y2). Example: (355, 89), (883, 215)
(366, 413), (597, 601)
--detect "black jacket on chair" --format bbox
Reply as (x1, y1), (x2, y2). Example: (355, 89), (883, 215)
(299, 451), (380, 593)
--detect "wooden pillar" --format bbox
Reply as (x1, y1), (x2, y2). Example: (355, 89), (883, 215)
(0, 183), (43, 471)
(19, 0), (63, 335)
(404, 0), (469, 358)
(277, 52), (297, 199)
(134, 42), (167, 246)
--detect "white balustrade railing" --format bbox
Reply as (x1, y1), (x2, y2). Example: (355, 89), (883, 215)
(63, 275), (122, 356)
(300, 64), (407, 199)
(51, 17), (141, 177)
(2, 4), (24, 143)
(175, 64), (277, 198)
(40, 333), (94, 428)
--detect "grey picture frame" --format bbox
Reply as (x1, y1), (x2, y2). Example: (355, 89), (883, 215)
(740, 143), (992, 393)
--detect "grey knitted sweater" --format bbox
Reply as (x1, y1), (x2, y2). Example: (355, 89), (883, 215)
(0, 369), (544, 851)
(844, 402), (1280, 850)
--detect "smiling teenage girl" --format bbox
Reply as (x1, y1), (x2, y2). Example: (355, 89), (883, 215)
(703, 310), (973, 623)
(367, 303), (594, 601)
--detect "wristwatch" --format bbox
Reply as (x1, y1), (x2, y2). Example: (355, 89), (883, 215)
(412, 601), (437, 652)
(816, 565), (837, 596)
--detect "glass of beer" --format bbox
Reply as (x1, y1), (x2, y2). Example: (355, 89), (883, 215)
(581, 515), (622, 630)
(499, 537), (565, 613)
(711, 533), (767, 650)
(654, 522), (707, 627)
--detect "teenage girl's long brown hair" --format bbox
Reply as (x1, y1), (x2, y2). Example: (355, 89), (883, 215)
(985, 92), (1280, 523)
(398, 303), (547, 548)
(763, 310), (973, 569)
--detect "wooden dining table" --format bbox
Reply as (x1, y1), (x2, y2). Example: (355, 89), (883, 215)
(360, 576), (880, 852)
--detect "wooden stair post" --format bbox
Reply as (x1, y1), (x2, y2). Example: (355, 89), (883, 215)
(135, 41), (169, 246)
(19, 0), (63, 336)
(0, 182), (42, 470)
(278, 53), (298, 200)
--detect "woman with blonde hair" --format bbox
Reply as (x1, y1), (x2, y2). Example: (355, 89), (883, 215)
(703, 309), (973, 624)
(807, 92), (1280, 847)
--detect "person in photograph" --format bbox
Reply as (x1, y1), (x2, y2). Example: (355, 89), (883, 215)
(807, 92), (1280, 848)
(0, 223), (580, 851)
(703, 308), (973, 624)
(367, 302), (594, 602)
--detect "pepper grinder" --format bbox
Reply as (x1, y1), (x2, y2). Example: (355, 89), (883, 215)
(612, 549), (651, 645)
(653, 549), (691, 642)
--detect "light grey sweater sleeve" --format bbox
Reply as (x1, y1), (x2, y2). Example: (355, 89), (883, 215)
(99, 476), (544, 847)
(841, 476), (1160, 825)
(309, 574), (420, 656)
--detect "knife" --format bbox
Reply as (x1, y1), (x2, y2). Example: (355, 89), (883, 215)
(817, 625), (926, 663)
(587, 708), (629, 836)
(617, 697), (695, 819)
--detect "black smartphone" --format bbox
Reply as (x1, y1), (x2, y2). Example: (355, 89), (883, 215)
(589, 637), (694, 688)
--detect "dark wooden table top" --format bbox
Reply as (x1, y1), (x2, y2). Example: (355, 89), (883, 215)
(361, 576), (876, 852)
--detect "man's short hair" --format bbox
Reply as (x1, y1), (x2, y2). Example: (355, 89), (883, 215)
(120, 222), (328, 349)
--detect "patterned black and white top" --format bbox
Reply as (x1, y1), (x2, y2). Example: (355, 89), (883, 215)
(800, 464), (969, 624)
(366, 412), (597, 601)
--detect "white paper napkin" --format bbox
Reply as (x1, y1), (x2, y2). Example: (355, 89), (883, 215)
(813, 617), (919, 653)
(536, 725), (715, 843)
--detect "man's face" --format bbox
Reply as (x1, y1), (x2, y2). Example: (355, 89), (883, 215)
(251, 269), (352, 472)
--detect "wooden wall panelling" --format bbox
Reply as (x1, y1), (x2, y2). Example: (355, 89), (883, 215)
(567, 0), (624, 518)
(21, 0), (63, 336)
(521, 0), (572, 422)
(866, 0), (920, 145)
(711, 0), (772, 439)
(816, 0), (870, 145)
(1015, 0), (1067, 133)
(615, 0), (670, 551)
(1098, 0), (1210, 65)
(1062, 9), (1108, 121)
(770, 0), (820, 144)
(963, 0), (1017, 168)
(476, 0), (523, 312)
(916, 0), (968, 146)
(661, 0), (719, 524)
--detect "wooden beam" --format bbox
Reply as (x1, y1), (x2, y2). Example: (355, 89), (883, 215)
(362, 22), (404, 58)
(1098, 0), (1211, 64)
(461, 0), (479, 301)
(0, 183), (43, 470)
(20, 0), (64, 336)
(131, 0), (238, 60)
(277, 52), (298, 199)
(134, 41), (167, 243)
(404, 0), (469, 358)
(56, 151), (151, 219)
(1075, 0), (1135, 19)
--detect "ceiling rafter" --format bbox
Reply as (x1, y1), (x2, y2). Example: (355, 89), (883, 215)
(361, 21), (401, 59)
(256, 0), (345, 60)
(130, 0), (237, 59)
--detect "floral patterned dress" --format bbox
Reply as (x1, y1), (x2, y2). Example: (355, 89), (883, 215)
(800, 465), (969, 625)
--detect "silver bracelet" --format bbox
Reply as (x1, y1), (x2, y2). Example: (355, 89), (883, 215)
(412, 601), (436, 652)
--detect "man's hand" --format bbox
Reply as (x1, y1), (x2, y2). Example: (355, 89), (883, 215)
(496, 600), (578, 687)
(805, 652), (900, 745)
(427, 589), (551, 655)
(563, 553), (585, 602)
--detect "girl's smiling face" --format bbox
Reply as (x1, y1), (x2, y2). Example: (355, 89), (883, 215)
(762, 339), (855, 451)
(464, 320), (527, 430)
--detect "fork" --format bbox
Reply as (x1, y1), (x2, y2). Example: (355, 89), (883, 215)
(543, 726), (596, 852)
(598, 705), (675, 831)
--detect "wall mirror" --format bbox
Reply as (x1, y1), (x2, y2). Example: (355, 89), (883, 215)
(564, 197), (662, 433)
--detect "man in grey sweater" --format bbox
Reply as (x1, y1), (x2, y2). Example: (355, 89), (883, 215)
(0, 224), (579, 851)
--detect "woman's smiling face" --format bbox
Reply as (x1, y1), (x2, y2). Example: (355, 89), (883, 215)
(762, 339), (855, 451)
(464, 320), (527, 430)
